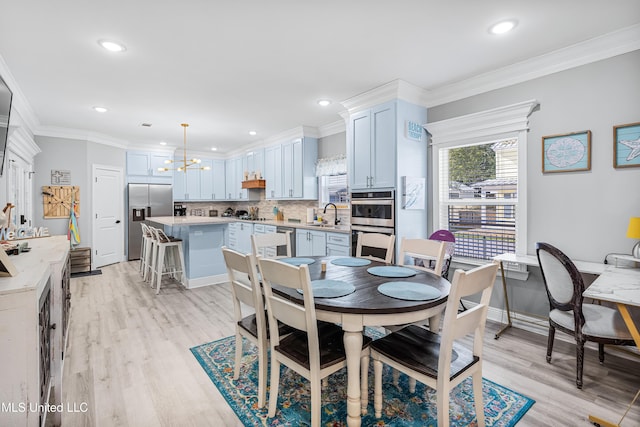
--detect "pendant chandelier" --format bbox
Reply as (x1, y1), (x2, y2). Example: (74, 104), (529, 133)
(158, 123), (210, 172)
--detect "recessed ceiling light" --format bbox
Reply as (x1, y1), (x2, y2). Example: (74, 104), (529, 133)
(489, 20), (517, 35)
(317, 99), (332, 107)
(211, 147), (218, 151)
(98, 39), (126, 52)
(159, 141), (167, 146)
(93, 106), (108, 113)
(248, 130), (257, 136)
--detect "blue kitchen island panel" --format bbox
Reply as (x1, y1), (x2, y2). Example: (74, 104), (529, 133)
(149, 217), (231, 288)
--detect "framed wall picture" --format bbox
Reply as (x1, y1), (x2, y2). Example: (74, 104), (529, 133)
(401, 176), (426, 210)
(542, 130), (591, 173)
(613, 121), (640, 169)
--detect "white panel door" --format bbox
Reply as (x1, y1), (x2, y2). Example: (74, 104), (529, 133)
(93, 165), (124, 268)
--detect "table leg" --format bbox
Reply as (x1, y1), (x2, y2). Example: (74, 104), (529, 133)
(494, 260), (513, 339)
(587, 303), (640, 427)
(344, 329), (363, 427)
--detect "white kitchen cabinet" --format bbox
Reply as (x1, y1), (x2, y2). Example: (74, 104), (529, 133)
(296, 229), (326, 257)
(245, 148), (265, 180)
(173, 169), (186, 200)
(236, 222), (253, 254)
(265, 137), (317, 200)
(265, 145), (283, 199)
(253, 224), (277, 258)
(224, 157), (248, 200)
(212, 159), (226, 200)
(185, 168), (200, 200)
(127, 151), (173, 182)
(225, 158), (236, 200)
(227, 222), (253, 254)
(200, 159), (214, 199)
(349, 101), (396, 190)
(173, 168), (200, 200)
(174, 158), (224, 201)
(326, 232), (351, 256)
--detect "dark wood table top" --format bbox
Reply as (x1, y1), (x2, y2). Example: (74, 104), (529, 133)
(271, 256), (451, 315)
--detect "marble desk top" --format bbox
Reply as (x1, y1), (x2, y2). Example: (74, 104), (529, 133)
(583, 267), (640, 307)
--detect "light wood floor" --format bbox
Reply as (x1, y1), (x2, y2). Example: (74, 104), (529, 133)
(62, 261), (640, 427)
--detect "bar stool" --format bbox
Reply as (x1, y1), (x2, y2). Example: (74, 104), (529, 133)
(139, 223), (154, 281)
(149, 227), (186, 294)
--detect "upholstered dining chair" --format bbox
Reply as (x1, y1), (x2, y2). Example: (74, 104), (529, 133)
(536, 242), (636, 389)
(257, 258), (371, 427)
(398, 237), (446, 276)
(251, 230), (292, 259)
(368, 261), (499, 427)
(221, 247), (275, 408)
(428, 229), (456, 279)
(355, 232), (395, 263)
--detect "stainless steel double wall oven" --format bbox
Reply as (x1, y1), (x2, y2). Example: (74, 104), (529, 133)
(350, 190), (395, 259)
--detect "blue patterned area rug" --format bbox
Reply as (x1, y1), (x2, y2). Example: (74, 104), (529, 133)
(190, 332), (534, 427)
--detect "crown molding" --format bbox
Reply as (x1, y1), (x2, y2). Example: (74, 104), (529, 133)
(35, 126), (129, 149)
(7, 126), (41, 161)
(425, 23), (640, 107)
(426, 99), (538, 147)
(340, 79), (429, 114)
(0, 56), (40, 134)
(318, 120), (346, 138)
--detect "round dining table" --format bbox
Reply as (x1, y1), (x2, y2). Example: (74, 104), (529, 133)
(271, 256), (451, 427)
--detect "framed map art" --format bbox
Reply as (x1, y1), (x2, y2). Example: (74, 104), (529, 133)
(613, 121), (640, 169)
(542, 130), (591, 173)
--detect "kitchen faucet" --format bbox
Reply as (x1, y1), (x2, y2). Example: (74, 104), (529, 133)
(323, 203), (340, 225)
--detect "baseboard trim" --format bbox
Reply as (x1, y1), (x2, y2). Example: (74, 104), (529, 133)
(186, 273), (228, 289)
(463, 300), (640, 361)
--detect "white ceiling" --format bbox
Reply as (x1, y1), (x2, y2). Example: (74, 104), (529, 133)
(0, 1), (639, 154)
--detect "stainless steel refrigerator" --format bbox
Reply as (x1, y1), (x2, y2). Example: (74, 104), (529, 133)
(127, 183), (173, 260)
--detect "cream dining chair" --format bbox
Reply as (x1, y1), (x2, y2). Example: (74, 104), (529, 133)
(355, 232), (395, 263)
(251, 230), (292, 259)
(257, 257), (371, 426)
(222, 246), (287, 408)
(398, 237), (446, 276)
(367, 261), (499, 427)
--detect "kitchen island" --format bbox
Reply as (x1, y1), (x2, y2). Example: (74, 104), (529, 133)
(147, 216), (350, 288)
(148, 216), (234, 288)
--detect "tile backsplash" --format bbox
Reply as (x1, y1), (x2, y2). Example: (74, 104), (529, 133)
(178, 194), (350, 225)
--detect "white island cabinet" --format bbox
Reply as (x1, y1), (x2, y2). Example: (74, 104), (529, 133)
(0, 235), (70, 427)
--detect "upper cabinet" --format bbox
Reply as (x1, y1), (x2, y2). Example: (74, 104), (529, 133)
(348, 101), (396, 190)
(245, 148), (265, 181)
(264, 145), (283, 199)
(212, 159), (226, 200)
(126, 151), (173, 183)
(174, 157), (226, 201)
(265, 137), (317, 200)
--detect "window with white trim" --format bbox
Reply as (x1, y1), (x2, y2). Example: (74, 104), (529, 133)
(438, 139), (518, 260)
(318, 174), (349, 208)
(428, 100), (537, 261)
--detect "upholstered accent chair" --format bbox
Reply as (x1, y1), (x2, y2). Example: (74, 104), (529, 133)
(536, 242), (636, 389)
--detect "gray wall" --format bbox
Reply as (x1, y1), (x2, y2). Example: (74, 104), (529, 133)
(428, 50), (640, 317)
(34, 136), (126, 250)
(318, 131), (346, 158)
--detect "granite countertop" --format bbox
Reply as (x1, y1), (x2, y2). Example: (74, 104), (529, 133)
(147, 216), (350, 233)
